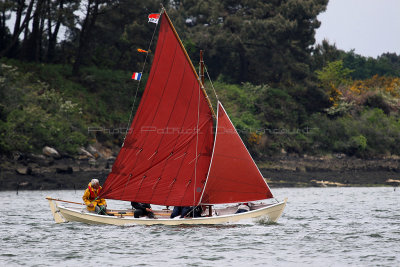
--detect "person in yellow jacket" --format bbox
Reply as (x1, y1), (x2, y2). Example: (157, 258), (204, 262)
(82, 179), (107, 215)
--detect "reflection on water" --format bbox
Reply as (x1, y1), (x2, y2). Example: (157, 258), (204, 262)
(0, 187), (399, 266)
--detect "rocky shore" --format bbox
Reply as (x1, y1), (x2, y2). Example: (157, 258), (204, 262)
(0, 144), (113, 191)
(0, 156), (111, 191)
(1, 148), (400, 191)
(260, 154), (400, 188)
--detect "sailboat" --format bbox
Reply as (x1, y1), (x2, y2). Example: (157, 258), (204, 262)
(47, 9), (287, 225)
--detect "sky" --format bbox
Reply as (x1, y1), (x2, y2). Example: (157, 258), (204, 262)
(315, 0), (400, 58)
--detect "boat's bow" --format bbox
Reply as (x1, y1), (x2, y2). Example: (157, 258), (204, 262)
(46, 197), (67, 223)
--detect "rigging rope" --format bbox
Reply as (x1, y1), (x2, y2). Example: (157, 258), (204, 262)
(204, 64), (219, 101)
(119, 10), (161, 201)
(193, 61), (218, 212)
(122, 19), (160, 146)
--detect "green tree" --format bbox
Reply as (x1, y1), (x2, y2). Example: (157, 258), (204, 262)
(315, 60), (353, 106)
(312, 39), (341, 71)
(316, 60), (353, 88)
(88, 0), (163, 71)
(168, 0), (328, 85)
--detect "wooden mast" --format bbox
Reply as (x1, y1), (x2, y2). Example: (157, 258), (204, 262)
(162, 9), (216, 119)
(200, 50), (205, 86)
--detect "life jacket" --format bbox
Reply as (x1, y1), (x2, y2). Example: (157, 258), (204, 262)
(88, 185), (99, 200)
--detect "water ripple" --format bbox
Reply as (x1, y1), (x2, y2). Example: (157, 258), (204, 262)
(0, 188), (399, 266)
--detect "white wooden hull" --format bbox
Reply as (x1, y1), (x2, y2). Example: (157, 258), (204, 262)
(47, 198), (287, 226)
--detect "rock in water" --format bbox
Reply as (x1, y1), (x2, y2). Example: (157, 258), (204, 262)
(42, 146), (61, 159)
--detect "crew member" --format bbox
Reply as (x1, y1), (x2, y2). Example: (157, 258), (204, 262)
(235, 203), (251, 214)
(131, 202), (155, 218)
(83, 179), (107, 215)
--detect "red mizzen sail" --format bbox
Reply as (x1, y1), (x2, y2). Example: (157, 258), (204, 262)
(200, 102), (273, 204)
(100, 12), (214, 206)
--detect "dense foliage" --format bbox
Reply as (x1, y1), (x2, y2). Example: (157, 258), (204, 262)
(0, 60), (141, 154)
(1, 0), (400, 158)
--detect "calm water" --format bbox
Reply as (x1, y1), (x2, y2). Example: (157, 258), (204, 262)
(0, 187), (399, 266)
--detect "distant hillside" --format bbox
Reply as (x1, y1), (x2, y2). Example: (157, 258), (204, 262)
(1, 58), (400, 161)
(2, 1), (400, 160)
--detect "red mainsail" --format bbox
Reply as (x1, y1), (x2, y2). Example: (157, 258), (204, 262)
(100, 12), (214, 206)
(200, 102), (273, 204)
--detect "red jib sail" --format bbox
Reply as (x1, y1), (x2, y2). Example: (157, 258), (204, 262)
(100, 12), (214, 206)
(200, 102), (273, 204)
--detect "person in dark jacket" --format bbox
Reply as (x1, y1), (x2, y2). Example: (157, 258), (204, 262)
(235, 203), (251, 214)
(170, 206), (203, 218)
(170, 206), (184, 218)
(185, 206), (203, 218)
(131, 202), (155, 218)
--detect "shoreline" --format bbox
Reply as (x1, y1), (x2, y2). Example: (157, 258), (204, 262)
(260, 154), (400, 188)
(262, 170), (400, 188)
(1, 154), (400, 191)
